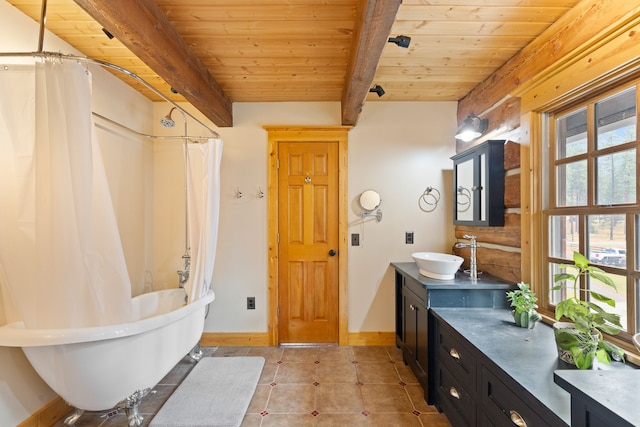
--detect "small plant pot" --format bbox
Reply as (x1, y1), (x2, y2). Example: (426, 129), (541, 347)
(553, 322), (600, 368)
(553, 322), (577, 365)
(512, 309), (541, 329)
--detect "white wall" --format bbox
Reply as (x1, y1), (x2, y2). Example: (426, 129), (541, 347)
(0, 1), (153, 425)
(149, 101), (457, 334)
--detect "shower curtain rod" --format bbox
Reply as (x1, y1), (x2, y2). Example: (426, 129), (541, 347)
(0, 50), (221, 140)
(93, 112), (211, 143)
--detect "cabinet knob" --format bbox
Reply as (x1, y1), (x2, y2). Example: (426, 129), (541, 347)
(509, 410), (527, 427)
(449, 387), (460, 399)
(449, 348), (460, 360)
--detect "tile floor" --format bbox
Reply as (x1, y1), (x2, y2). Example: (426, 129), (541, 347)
(54, 346), (452, 427)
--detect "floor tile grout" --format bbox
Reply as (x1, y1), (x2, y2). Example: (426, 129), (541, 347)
(53, 346), (451, 427)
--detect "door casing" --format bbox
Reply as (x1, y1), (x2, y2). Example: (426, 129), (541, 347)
(266, 126), (350, 346)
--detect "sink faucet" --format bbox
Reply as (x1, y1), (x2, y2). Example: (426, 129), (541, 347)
(455, 234), (478, 281)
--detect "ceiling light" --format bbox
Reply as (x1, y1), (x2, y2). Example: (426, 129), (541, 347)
(101, 28), (114, 40)
(369, 84), (385, 97)
(388, 35), (411, 48)
(455, 115), (488, 142)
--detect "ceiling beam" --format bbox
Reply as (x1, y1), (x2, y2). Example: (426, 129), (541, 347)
(341, 0), (402, 126)
(73, 0), (233, 127)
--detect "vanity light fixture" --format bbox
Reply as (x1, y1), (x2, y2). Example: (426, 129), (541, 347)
(455, 115), (488, 142)
(388, 35), (411, 48)
(369, 84), (385, 97)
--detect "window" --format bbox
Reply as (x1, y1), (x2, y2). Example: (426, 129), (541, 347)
(544, 84), (639, 341)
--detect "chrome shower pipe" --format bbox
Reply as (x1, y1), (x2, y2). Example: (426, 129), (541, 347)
(37, 0), (47, 53)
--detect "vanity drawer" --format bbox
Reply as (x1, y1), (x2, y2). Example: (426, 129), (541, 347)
(438, 364), (476, 427)
(437, 322), (476, 394)
(481, 366), (553, 427)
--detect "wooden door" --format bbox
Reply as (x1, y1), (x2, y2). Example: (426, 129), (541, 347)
(278, 141), (339, 344)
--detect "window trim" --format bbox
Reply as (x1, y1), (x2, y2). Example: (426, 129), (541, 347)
(540, 80), (640, 344)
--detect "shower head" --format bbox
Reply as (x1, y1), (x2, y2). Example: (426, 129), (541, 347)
(160, 107), (176, 128)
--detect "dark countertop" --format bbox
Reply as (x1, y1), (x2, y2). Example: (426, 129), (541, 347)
(431, 308), (637, 426)
(554, 370), (640, 426)
(391, 261), (515, 289)
(432, 308), (573, 425)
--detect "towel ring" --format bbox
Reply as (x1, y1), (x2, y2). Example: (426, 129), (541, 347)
(419, 187), (440, 212)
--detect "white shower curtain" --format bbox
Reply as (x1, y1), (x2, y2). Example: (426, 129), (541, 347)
(184, 138), (223, 303)
(0, 61), (132, 328)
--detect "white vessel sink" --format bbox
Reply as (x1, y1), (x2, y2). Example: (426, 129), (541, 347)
(633, 333), (640, 352)
(412, 252), (464, 280)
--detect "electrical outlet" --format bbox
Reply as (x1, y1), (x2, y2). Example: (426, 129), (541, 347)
(351, 233), (360, 246)
(247, 297), (255, 310)
(406, 231), (414, 244)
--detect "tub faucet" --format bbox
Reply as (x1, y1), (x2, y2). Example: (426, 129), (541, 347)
(177, 253), (190, 288)
(455, 234), (478, 281)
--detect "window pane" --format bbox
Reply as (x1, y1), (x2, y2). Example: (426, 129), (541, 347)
(549, 215), (579, 259)
(596, 87), (636, 150)
(550, 262), (575, 305)
(588, 214), (626, 268)
(595, 149), (636, 205)
(557, 108), (587, 159)
(556, 160), (587, 206)
(588, 272), (627, 332)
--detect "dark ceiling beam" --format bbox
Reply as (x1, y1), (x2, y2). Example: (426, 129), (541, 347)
(73, 0), (233, 127)
(341, 0), (402, 126)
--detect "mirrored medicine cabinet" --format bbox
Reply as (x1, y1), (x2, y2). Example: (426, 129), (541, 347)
(451, 139), (505, 226)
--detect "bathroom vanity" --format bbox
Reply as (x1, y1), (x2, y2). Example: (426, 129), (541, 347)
(393, 262), (637, 427)
(391, 262), (515, 403)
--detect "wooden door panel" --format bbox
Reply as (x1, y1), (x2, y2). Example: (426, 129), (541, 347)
(278, 141), (338, 343)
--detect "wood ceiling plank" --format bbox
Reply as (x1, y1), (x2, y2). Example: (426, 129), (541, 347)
(157, 0), (356, 5)
(341, 0), (402, 126)
(396, 5), (572, 23)
(162, 5), (356, 21)
(399, 0), (579, 5)
(171, 20), (355, 35)
(73, 0), (233, 127)
(391, 20), (550, 36)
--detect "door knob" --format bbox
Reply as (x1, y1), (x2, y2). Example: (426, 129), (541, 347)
(328, 249), (336, 256)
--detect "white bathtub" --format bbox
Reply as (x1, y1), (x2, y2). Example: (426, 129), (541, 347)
(0, 288), (214, 412)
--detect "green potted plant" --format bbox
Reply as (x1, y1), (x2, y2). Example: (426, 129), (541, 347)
(506, 282), (541, 329)
(552, 251), (625, 369)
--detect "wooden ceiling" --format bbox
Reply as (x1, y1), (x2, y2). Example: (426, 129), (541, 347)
(6, 0), (581, 127)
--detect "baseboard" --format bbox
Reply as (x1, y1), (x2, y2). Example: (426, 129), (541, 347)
(201, 332), (271, 346)
(200, 331), (395, 347)
(347, 331), (395, 346)
(17, 396), (69, 427)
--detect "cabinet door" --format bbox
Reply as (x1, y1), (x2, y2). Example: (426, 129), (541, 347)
(451, 139), (504, 226)
(403, 286), (428, 379)
(481, 366), (553, 427)
(403, 288), (418, 361)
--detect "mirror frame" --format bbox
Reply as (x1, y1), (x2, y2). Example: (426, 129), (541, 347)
(451, 140), (505, 226)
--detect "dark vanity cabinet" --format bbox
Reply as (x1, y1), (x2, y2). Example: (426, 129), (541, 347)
(397, 268), (431, 394)
(392, 262), (513, 404)
(554, 370), (640, 427)
(452, 139), (505, 226)
(432, 308), (571, 427)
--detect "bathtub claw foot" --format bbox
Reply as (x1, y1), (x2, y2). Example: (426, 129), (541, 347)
(189, 342), (203, 361)
(122, 388), (150, 427)
(63, 408), (84, 426)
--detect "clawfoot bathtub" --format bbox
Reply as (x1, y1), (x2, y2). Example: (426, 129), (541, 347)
(0, 288), (214, 426)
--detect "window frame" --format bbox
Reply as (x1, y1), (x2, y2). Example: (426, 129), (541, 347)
(541, 80), (640, 344)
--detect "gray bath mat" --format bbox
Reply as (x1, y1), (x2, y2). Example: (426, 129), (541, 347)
(150, 356), (265, 427)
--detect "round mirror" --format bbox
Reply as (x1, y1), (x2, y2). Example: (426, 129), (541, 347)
(359, 190), (381, 211)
